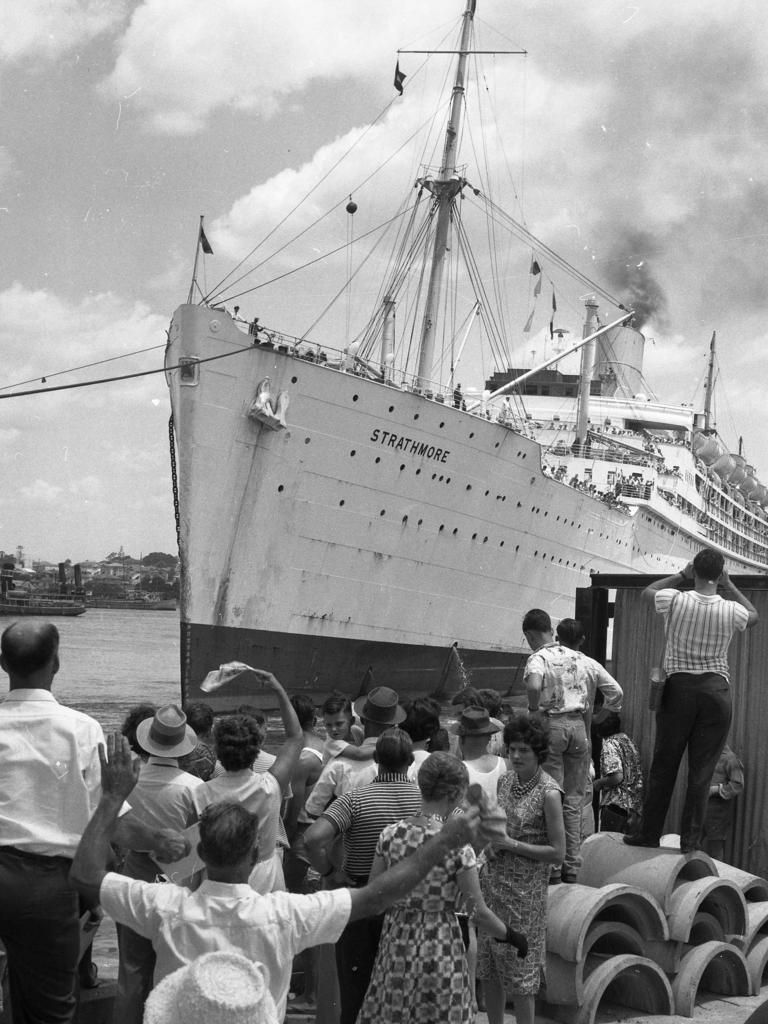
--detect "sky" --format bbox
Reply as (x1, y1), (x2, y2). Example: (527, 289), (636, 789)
(1, 0), (767, 563)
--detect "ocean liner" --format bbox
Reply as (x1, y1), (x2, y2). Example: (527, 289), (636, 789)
(166, 0), (768, 703)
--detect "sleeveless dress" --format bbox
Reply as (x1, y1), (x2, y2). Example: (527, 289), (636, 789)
(476, 768), (561, 994)
(357, 817), (477, 1023)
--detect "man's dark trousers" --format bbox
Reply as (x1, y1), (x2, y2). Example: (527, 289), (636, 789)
(0, 846), (80, 1024)
(334, 912), (384, 1024)
(641, 672), (731, 848)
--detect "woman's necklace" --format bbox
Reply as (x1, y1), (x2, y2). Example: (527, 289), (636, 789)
(510, 766), (542, 799)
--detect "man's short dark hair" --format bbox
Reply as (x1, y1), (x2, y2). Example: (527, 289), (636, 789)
(693, 548), (724, 582)
(291, 695), (317, 730)
(198, 802), (258, 868)
(121, 703), (157, 756)
(214, 714), (263, 771)
(374, 727), (413, 772)
(522, 608), (551, 634)
(0, 621), (59, 675)
(322, 696), (353, 719)
(183, 701), (214, 737)
(401, 698), (441, 743)
(556, 618), (585, 648)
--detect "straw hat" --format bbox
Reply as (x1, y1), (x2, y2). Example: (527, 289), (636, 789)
(449, 707), (501, 737)
(353, 686), (406, 725)
(143, 952), (278, 1024)
(136, 703), (197, 758)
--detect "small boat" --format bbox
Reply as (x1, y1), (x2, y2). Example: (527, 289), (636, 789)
(0, 594), (87, 617)
(0, 563), (87, 617)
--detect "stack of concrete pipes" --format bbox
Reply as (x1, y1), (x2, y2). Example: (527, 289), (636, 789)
(540, 832), (768, 1024)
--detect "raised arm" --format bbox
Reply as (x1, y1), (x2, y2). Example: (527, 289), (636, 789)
(641, 563), (691, 607)
(719, 569), (759, 628)
(249, 669), (303, 794)
(70, 734), (140, 906)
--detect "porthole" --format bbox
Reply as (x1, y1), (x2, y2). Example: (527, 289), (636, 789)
(352, 394), (359, 402)
(304, 437), (311, 444)
(452, 528), (458, 536)
(375, 457), (381, 464)
(350, 450), (356, 457)
(380, 510), (386, 516)
(277, 485), (284, 493)
(414, 413), (420, 421)
(389, 405), (395, 412)
(439, 524), (445, 532)
(339, 499), (345, 506)
(291, 376), (298, 384)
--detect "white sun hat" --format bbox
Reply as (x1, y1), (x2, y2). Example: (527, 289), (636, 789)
(143, 952), (278, 1024)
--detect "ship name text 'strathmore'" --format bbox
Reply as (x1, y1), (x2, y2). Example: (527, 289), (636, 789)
(370, 429), (450, 464)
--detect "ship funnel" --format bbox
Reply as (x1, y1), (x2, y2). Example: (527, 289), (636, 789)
(74, 564), (82, 589)
(595, 325), (645, 398)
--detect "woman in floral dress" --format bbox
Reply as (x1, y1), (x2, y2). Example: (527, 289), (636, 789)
(477, 714), (565, 1024)
(357, 752), (524, 1024)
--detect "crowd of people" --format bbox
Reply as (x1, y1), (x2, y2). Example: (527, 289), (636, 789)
(0, 545), (757, 1024)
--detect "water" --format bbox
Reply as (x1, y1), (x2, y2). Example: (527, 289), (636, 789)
(40, 609), (182, 734)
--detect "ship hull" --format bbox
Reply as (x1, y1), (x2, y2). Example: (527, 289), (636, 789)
(181, 620), (524, 706)
(168, 304), (758, 701)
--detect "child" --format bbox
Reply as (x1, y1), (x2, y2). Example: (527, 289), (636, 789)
(321, 696), (368, 763)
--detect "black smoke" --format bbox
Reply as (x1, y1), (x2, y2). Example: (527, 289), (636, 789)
(602, 231), (670, 332)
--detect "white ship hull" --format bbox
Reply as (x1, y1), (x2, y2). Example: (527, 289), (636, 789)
(167, 304), (760, 702)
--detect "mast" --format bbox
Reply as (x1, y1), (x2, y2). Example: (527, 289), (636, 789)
(415, 0), (476, 391)
(703, 330), (716, 432)
(575, 297), (599, 446)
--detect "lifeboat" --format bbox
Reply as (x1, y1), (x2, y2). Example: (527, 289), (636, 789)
(692, 433), (721, 464)
(728, 453), (748, 487)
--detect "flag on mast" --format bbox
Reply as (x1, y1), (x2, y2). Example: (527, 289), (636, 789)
(393, 61), (406, 95)
(199, 223), (213, 255)
(549, 290), (557, 339)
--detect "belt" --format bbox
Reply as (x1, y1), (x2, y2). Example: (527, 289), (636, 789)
(546, 710), (584, 717)
(0, 845), (73, 867)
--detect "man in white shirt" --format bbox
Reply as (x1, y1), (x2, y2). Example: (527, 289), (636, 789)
(114, 703), (207, 1024)
(70, 733), (488, 1022)
(0, 621), (186, 1024)
(522, 608), (623, 882)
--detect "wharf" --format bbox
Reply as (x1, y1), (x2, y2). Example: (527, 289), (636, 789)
(8, 907), (765, 1024)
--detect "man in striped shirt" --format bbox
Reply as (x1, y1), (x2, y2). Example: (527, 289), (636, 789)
(304, 728), (420, 1024)
(626, 548), (758, 853)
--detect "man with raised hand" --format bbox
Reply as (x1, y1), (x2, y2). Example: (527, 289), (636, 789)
(71, 732), (489, 1022)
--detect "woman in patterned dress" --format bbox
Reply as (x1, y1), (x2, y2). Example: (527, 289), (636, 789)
(357, 752), (523, 1024)
(477, 714), (565, 1024)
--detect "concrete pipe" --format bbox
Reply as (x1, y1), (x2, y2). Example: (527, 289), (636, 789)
(667, 877), (747, 943)
(542, 954), (673, 1024)
(671, 941), (750, 1016)
(579, 832), (716, 912)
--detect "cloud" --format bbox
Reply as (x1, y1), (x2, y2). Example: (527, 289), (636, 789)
(19, 479), (63, 504)
(0, 0), (128, 62)
(100, 0), (467, 133)
(0, 285), (176, 559)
